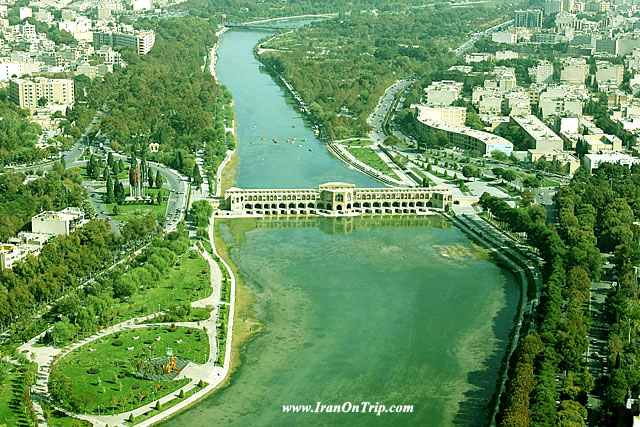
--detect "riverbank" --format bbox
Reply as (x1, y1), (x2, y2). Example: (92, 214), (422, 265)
(241, 13), (337, 25)
(209, 26), (229, 83)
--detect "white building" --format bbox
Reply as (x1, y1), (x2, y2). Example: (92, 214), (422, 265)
(424, 81), (463, 107)
(596, 61), (624, 85)
(0, 244), (21, 271)
(415, 117), (513, 156)
(465, 53), (492, 64)
(560, 57), (588, 84)
(132, 0), (152, 10)
(9, 77), (74, 109)
(492, 29), (518, 44)
(544, 0), (563, 15)
(0, 59), (24, 81)
(529, 60), (554, 84)
(19, 7), (31, 20)
(413, 105), (467, 127)
(583, 153), (640, 171)
(31, 207), (84, 236)
(510, 114), (564, 152)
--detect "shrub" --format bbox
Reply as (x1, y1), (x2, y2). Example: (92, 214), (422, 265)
(128, 413), (135, 422)
(112, 340), (123, 347)
(179, 389), (185, 398)
(87, 367), (99, 375)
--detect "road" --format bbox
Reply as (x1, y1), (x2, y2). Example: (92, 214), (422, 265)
(453, 19), (514, 57)
(367, 79), (412, 145)
(13, 110), (105, 173)
(586, 268), (614, 425)
(97, 144), (190, 232)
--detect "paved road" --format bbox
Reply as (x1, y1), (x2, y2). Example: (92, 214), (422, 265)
(453, 19), (514, 56)
(367, 79), (411, 145)
(13, 111), (105, 173)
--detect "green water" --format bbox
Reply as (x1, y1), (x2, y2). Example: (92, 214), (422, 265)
(163, 26), (520, 426)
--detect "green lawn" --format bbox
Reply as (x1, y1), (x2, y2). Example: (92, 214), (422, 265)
(0, 366), (28, 426)
(124, 382), (206, 426)
(106, 188), (168, 222)
(112, 252), (213, 324)
(73, 165), (129, 182)
(541, 178), (560, 187)
(347, 147), (399, 179)
(41, 403), (91, 427)
(57, 326), (209, 416)
(410, 168), (435, 186)
(339, 139), (374, 146)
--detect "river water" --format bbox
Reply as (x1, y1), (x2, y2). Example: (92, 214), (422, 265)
(164, 26), (520, 426)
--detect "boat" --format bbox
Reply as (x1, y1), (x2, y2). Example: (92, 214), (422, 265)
(250, 142), (256, 145)
(262, 137), (267, 140)
(273, 139), (278, 143)
(291, 125), (296, 128)
(309, 148), (313, 152)
(298, 144), (302, 147)
(290, 141), (295, 144)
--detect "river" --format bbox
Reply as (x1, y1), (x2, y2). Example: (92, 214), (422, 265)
(163, 26), (520, 426)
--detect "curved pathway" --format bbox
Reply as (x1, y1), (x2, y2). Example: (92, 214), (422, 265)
(19, 240), (237, 427)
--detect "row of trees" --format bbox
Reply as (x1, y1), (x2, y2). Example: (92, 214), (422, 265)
(486, 162), (640, 424)
(479, 193), (592, 426)
(555, 164), (640, 423)
(100, 17), (230, 181)
(0, 163), (86, 241)
(258, 5), (512, 140)
(0, 89), (44, 166)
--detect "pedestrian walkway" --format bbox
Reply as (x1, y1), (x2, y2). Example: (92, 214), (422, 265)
(19, 240), (234, 426)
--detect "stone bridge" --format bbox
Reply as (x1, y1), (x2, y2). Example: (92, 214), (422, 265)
(216, 182), (454, 217)
(224, 23), (294, 30)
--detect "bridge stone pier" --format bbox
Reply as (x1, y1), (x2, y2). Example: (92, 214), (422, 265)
(217, 182), (453, 217)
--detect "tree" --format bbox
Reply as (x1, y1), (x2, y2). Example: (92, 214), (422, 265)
(38, 97), (48, 107)
(491, 150), (508, 161)
(148, 169), (154, 188)
(107, 152), (114, 168)
(155, 170), (163, 189)
(156, 190), (163, 205)
(501, 169), (518, 182)
(520, 189), (535, 208)
(82, 200), (96, 219)
(461, 165), (477, 181)
(51, 318), (74, 346)
(106, 175), (115, 204)
(113, 205), (120, 216)
(193, 164), (203, 186)
(384, 135), (402, 146)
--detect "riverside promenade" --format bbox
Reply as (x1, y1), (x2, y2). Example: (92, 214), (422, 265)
(446, 212), (542, 426)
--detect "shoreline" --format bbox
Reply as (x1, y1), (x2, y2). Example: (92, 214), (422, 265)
(240, 13), (337, 26)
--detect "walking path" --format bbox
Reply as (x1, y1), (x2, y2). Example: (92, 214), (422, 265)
(20, 236), (238, 426)
(447, 213), (542, 426)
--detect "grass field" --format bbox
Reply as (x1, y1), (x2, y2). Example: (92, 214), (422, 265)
(106, 188), (168, 222)
(112, 251), (213, 324)
(339, 139), (374, 146)
(409, 168), (436, 186)
(57, 326), (209, 415)
(0, 366), (29, 426)
(41, 403), (91, 427)
(124, 382), (205, 426)
(346, 147), (400, 179)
